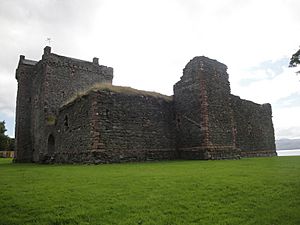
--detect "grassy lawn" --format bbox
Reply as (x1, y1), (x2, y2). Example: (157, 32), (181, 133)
(0, 157), (299, 225)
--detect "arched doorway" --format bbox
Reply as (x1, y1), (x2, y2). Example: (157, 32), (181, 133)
(48, 134), (55, 155)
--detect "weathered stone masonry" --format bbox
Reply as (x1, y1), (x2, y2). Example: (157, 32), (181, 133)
(174, 58), (240, 160)
(15, 47), (276, 163)
(15, 47), (112, 162)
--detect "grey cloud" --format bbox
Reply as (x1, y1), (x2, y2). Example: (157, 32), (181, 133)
(0, 70), (17, 117)
(276, 127), (300, 139)
(0, 0), (102, 120)
(0, 0), (100, 26)
(0, 0), (100, 67)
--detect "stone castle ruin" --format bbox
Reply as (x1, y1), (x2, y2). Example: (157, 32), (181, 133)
(15, 47), (276, 163)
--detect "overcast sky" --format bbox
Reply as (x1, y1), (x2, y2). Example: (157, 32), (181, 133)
(0, 0), (299, 139)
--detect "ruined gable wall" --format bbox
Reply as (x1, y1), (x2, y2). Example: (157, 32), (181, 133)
(230, 95), (276, 157)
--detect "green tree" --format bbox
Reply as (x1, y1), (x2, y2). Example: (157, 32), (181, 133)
(0, 121), (6, 134)
(289, 48), (300, 74)
(8, 138), (15, 151)
(0, 121), (10, 151)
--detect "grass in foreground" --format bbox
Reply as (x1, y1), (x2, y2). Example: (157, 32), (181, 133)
(0, 157), (299, 225)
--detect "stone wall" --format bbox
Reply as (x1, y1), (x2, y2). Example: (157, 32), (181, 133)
(15, 56), (36, 162)
(230, 95), (276, 157)
(42, 47), (113, 118)
(15, 47), (276, 164)
(200, 58), (239, 159)
(174, 59), (205, 158)
(30, 61), (46, 162)
(89, 88), (176, 163)
(48, 94), (93, 163)
(37, 47), (113, 160)
(174, 57), (239, 160)
(15, 46), (113, 162)
(48, 87), (176, 163)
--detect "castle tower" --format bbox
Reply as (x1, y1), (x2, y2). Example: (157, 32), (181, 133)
(15, 47), (113, 162)
(15, 55), (37, 162)
(174, 56), (240, 159)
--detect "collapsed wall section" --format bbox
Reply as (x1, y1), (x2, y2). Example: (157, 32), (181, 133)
(230, 95), (276, 157)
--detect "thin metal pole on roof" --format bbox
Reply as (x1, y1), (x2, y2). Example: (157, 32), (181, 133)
(46, 37), (51, 46)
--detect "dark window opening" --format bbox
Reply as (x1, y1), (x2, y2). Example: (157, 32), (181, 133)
(47, 134), (55, 155)
(176, 115), (181, 129)
(64, 115), (69, 130)
(247, 122), (252, 135)
(105, 109), (110, 118)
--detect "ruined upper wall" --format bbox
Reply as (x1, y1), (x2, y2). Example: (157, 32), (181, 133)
(174, 56), (239, 159)
(230, 95), (276, 157)
(181, 56), (228, 80)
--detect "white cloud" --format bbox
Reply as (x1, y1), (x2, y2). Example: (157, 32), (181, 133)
(276, 126), (300, 139)
(231, 66), (300, 104)
(0, 70), (17, 117)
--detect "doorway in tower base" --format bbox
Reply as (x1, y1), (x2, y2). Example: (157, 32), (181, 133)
(47, 134), (55, 155)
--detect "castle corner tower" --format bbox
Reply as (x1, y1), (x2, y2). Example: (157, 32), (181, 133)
(174, 56), (240, 159)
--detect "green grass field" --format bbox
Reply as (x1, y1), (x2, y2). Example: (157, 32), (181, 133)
(0, 157), (299, 225)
